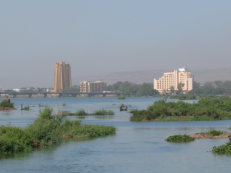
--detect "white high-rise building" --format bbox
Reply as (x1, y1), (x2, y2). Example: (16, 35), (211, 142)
(154, 68), (193, 94)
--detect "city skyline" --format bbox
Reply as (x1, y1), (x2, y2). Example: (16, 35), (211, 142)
(0, 1), (231, 88)
(1, 65), (231, 89)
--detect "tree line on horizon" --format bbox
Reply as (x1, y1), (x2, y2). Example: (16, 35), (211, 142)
(3, 81), (231, 97)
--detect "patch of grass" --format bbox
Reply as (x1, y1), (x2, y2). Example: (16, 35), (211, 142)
(166, 135), (195, 143)
(0, 107), (116, 158)
(92, 109), (114, 115)
(60, 109), (114, 116)
(208, 130), (225, 136)
(118, 96), (126, 100)
(212, 142), (231, 155)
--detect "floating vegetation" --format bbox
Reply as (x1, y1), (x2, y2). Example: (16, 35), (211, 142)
(166, 135), (195, 143)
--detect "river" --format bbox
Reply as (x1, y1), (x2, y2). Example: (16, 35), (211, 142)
(0, 97), (230, 173)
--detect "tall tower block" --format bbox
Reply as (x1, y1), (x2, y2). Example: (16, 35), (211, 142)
(53, 61), (72, 93)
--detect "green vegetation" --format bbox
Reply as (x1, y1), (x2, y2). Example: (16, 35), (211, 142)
(92, 109), (114, 115)
(130, 97), (231, 121)
(60, 109), (114, 116)
(75, 109), (88, 116)
(0, 107), (116, 158)
(192, 81), (231, 96)
(118, 96), (126, 100)
(212, 142), (231, 155)
(0, 100), (14, 108)
(170, 94), (198, 100)
(166, 135), (195, 143)
(0, 126), (34, 156)
(207, 130), (225, 136)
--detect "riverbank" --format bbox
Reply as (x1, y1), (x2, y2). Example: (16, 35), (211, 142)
(0, 107), (16, 111)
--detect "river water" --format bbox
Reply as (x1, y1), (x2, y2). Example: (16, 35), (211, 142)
(0, 97), (230, 173)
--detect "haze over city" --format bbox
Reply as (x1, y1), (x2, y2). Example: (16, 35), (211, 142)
(0, 0), (231, 88)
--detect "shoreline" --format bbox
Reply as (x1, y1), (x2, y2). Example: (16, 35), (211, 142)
(0, 107), (16, 111)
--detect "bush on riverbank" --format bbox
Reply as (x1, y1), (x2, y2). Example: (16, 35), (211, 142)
(75, 109), (88, 116)
(130, 97), (231, 121)
(0, 100), (14, 108)
(0, 107), (116, 158)
(166, 135), (195, 143)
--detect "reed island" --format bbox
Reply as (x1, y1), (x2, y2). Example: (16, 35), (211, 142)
(130, 97), (231, 122)
(0, 96), (16, 111)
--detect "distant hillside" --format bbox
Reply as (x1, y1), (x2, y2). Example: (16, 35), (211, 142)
(72, 68), (231, 85)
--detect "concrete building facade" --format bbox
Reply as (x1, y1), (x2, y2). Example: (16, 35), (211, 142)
(154, 68), (193, 94)
(80, 81), (107, 93)
(53, 61), (72, 93)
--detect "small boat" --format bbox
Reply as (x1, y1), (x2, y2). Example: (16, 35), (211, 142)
(120, 105), (128, 111)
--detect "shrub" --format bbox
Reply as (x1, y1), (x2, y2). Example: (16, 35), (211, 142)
(0, 126), (33, 156)
(0, 100), (14, 108)
(39, 107), (53, 119)
(75, 109), (88, 116)
(130, 110), (150, 121)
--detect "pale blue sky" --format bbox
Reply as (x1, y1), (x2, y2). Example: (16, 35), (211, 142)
(0, 0), (231, 88)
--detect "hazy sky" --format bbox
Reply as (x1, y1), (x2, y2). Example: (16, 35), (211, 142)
(0, 0), (231, 88)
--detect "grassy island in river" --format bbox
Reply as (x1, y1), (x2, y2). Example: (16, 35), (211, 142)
(60, 109), (114, 116)
(0, 99), (15, 111)
(130, 97), (231, 121)
(167, 130), (230, 144)
(0, 107), (116, 158)
(166, 135), (195, 143)
(212, 142), (231, 155)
